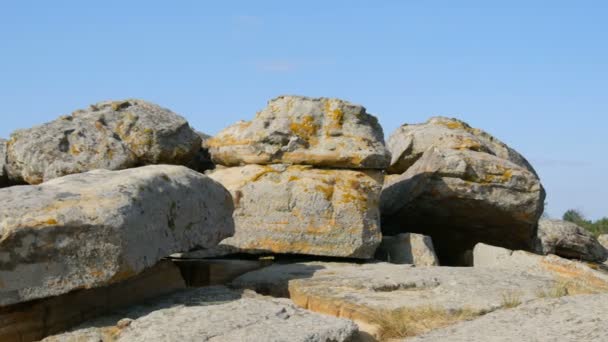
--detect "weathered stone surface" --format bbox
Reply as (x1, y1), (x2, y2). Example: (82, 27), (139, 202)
(0, 260), (186, 342)
(43, 286), (358, 342)
(381, 147), (545, 264)
(599, 234), (608, 250)
(386, 116), (536, 175)
(473, 243), (608, 293)
(374, 233), (439, 266)
(535, 219), (607, 262)
(232, 258), (608, 339)
(6, 99), (201, 184)
(208, 95), (390, 169)
(0, 139), (9, 187)
(207, 164), (383, 258)
(406, 294), (608, 342)
(0, 165), (234, 306)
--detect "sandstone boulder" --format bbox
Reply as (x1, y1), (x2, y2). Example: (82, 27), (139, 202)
(207, 95), (390, 169)
(0, 165), (234, 306)
(43, 287), (358, 342)
(374, 233), (439, 266)
(6, 99), (201, 184)
(386, 116), (536, 175)
(406, 294), (608, 342)
(232, 258), (608, 339)
(381, 147), (545, 264)
(206, 164), (383, 258)
(535, 219), (606, 262)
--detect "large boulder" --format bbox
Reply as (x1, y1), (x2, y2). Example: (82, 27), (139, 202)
(386, 116), (536, 175)
(0, 165), (234, 306)
(207, 95), (390, 169)
(407, 294), (608, 342)
(374, 233), (439, 266)
(535, 219), (607, 262)
(43, 287), (359, 342)
(381, 147), (545, 264)
(203, 164), (382, 258)
(5, 99), (202, 184)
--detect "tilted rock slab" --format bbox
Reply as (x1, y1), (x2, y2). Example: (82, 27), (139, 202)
(6, 99), (202, 184)
(535, 219), (607, 262)
(43, 286), (358, 342)
(374, 233), (439, 266)
(386, 116), (537, 175)
(205, 164), (383, 258)
(381, 147), (545, 264)
(0, 165), (234, 306)
(599, 234), (608, 250)
(406, 294), (608, 342)
(231, 257), (608, 339)
(207, 95), (390, 169)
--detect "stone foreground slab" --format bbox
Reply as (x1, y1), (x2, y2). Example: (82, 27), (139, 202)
(43, 286), (359, 342)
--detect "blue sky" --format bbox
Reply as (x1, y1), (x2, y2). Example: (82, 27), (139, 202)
(1, 1), (606, 219)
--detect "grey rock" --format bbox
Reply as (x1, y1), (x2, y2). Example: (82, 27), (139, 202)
(6, 99), (201, 184)
(381, 147), (545, 264)
(405, 294), (608, 342)
(386, 116), (536, 175)
(0, 165), (234, 306)
(186, 131), (215, 172)
(231, 259), (608, 339)
(536, 219), (607, 262)
(43, 286), (358, 342)
(208, 95), (390, 169)
(206, 164), (383, 258)
(375, 233), (439, 266)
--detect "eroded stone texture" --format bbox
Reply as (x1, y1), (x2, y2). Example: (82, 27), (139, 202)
(374, 233), (439, 266)
(535, 219), (607, 262)
(386, 116), (536, 175)
(232, 258), (608, 339)
(207, 164), (383, 258)
(381, 147), (545, 264)
(6, 99), (201, 184)
(207, 95), (390, 169)
(0, 165), (234, 306)
(599, 234), (608, 250)
(42, 287), (358, 342)
(406, 294), (608, 342)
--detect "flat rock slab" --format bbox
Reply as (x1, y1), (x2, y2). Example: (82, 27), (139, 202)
(5, 99), (201, 184)
(208, 95), (390, 169)
(43, 286), (358, 342)
(206, 164), (383, 258)
(405, 294), (608, 342)
(0, 165), (234, 306)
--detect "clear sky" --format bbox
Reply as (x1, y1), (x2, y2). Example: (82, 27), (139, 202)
(1, 1), (606, 219)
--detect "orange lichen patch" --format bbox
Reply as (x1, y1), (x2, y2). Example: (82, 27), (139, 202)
(69, 144), (81, 155)
(249, 166), (279, 182)
(464, 166), (513, 185)
(26, 218), (59, 228)
(456, 137), (483, 151)
(246, 238), (317, 254)
(108, 266), (137, 284)
(315, 184), (335, 201)
(290, 115), (319, 143)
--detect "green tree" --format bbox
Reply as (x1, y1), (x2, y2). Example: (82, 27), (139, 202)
(562, 209), (608, 237)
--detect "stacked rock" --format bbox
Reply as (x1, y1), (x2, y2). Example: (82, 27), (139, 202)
(205, 95), (391, 258)
(381, 117), (546, 264)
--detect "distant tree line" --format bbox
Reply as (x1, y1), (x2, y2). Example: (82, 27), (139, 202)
(562, 209), (608, 237)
